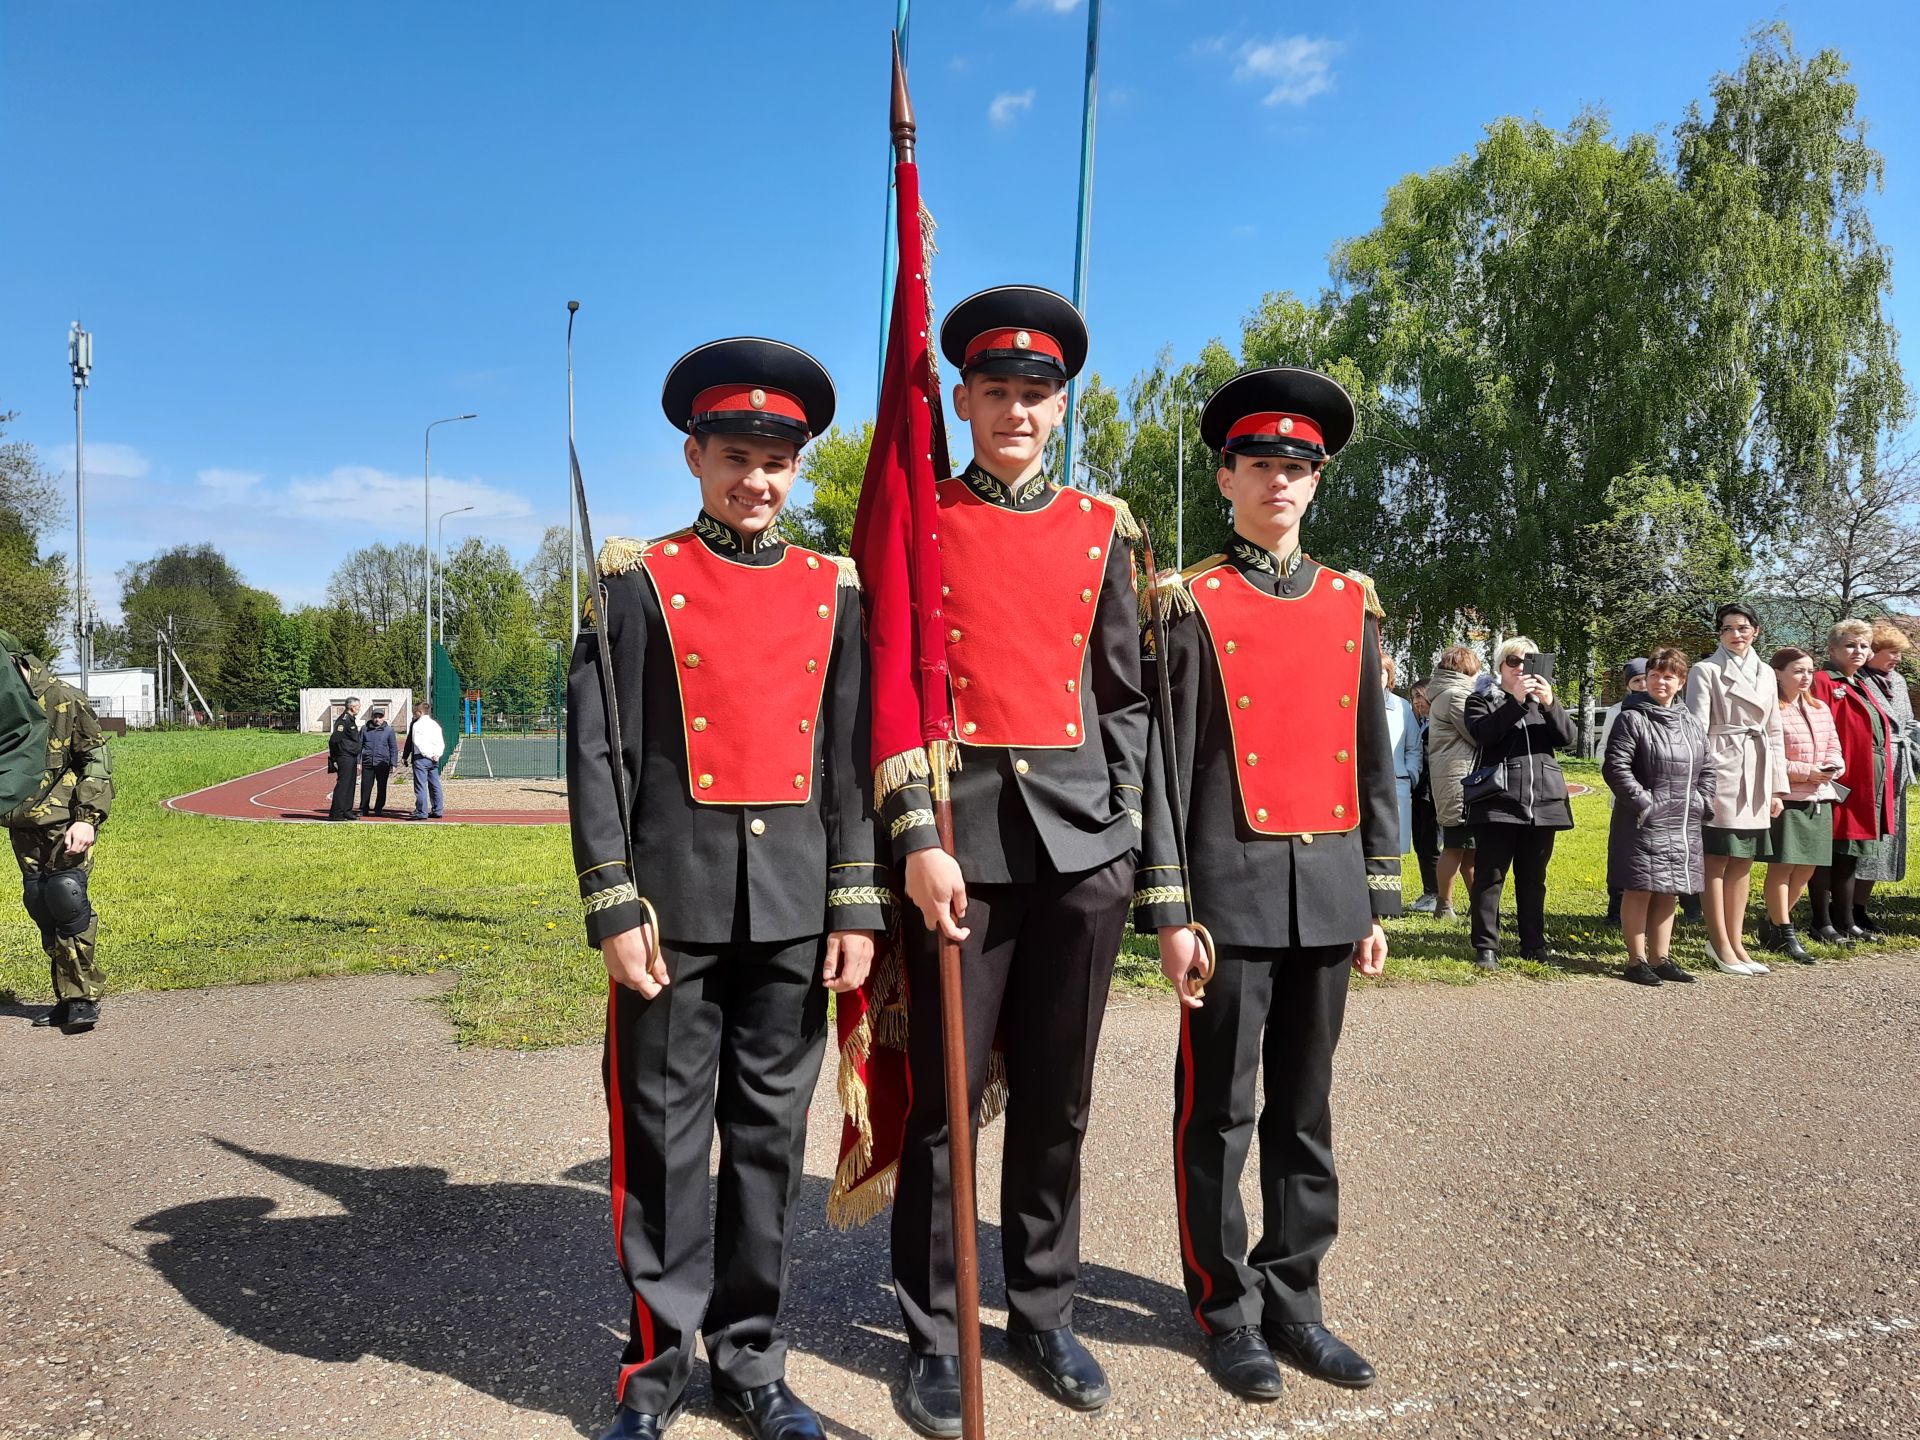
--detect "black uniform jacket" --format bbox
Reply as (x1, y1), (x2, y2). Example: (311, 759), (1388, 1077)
(328, 713), (362, 763)
(878, 467), (1150, 883)
(1136, 539), (1402, 949)
(568, 513), (889, 947)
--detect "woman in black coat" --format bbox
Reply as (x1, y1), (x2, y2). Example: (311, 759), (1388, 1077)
(1463, 637), (1576, 968)
(1604, 648), (1717, 987)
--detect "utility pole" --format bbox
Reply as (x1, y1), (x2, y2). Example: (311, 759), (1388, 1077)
(68, 323), (93, 695)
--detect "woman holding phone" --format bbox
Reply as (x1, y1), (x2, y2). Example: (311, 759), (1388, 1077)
(1463, 637), (1576, 969)
(1684, 602), (1788, 975)
(1759, 647), (1842, 963)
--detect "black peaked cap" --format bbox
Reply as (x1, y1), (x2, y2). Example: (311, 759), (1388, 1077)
(940, 285), (1088, 381)
(661, 337), (836, 444)
(1200, 367), (1356, 460)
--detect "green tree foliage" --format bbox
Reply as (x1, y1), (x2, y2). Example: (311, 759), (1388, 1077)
(0, 410), (69, 659)
(1582, 469), (1741, 673)
(525, 524), (588, 643)
(442, 536), (544, 710)
(784, 423), (874, 556)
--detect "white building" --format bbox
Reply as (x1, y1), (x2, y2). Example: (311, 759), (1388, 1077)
(54, 667), (158, 728)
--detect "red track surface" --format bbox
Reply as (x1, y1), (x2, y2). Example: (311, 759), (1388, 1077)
(165, 752), (566, 826)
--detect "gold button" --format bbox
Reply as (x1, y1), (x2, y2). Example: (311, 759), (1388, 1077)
(670, 593), (686, 609)
(1072, 632), (1084, 647)
(685, 653), (701, 668)
(1256, 807), (1269, 822)
(1089, 546), (1102, 560)
(1333, 577), (1347, 591)
(1206, 577), (1221, 590)
(942, 584), (951, 596)
(698, 773), (714, 789)
(1080, 588), (1093, 603)
(1334, 804), (1347, 818)
(1345, 640), (1356, 653)
(956, 676), (971, 689)
(749, 818), (766, 836)
(692, 716), (708, 732)
(1340, 694), (1352, 708)
(1015, 758), (1030, 775)
(949, 627), (963, 642)
(1065, 679), (1077, 693)
(663, 542), (680, 556)
(818, 604), (830, 619)
(963, 721), (978, 736)
(1301, 832), (1315, 844)
(1066, 722), (1078, 737)
(798, 719), (810, 733)
(806, 659), (818, 672)
(1078, 497), (1092, 511)
(1225, 640), (1237, 654)
(806, 555), (820, 569)
(1246, 753), (1259, 766)
(1237, 695), (1251, 710)
(1337, 749), (1350, 763)
(793, 774), (806, 789)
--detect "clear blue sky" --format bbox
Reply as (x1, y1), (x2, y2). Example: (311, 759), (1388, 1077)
(5, 1), (1916, 629)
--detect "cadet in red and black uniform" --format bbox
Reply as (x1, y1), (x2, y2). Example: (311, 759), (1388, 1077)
(1137, 368), (1400, 1403)
(567, 339), (888, 1440)
(880, 286), (1148, 1435)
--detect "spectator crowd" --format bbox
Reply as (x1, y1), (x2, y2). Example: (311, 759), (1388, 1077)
(1397, 611), (1920, 984)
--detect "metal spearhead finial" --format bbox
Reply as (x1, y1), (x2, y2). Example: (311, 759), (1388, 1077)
(891, 30), (916, 162)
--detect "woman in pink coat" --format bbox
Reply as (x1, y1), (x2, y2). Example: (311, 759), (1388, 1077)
(1759, 648), (1842, 964)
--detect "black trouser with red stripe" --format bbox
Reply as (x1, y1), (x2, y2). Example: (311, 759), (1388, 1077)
(891, 854), (1132, 1355)
(1173, 942), (1350, 1335)
(603, 935), (828, 1416)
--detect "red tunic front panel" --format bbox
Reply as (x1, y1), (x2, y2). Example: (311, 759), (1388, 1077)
(638, 538), (840, 805)
(937, 482), (1120, 748)
(1189, 563), (1366, 836)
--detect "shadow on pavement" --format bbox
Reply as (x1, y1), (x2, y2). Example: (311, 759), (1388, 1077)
(137, 1140), (1198, 1437)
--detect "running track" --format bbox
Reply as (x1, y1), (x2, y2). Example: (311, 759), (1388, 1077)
(165, 752), (566, 826)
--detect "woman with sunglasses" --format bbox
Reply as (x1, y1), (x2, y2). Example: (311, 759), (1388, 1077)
(1462, 637), (1576, 968)
(1683, 602), (1788, 975)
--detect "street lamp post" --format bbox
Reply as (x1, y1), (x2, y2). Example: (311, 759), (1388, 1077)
(423, 414), (477, 700)
(68, 323), (93, 695)
(437, 504), (475, 641)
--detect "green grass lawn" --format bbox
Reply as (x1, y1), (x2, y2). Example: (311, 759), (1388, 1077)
(5, 738), (1913, 1048)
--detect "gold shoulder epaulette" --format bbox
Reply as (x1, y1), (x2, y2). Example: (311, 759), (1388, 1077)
(829, 554), (861, 590)
(1149, 568), (1196, 618)
(1101, 493), (1142, 542)
(597, 536), (650, 576)
(1344, 567), (1386, 622)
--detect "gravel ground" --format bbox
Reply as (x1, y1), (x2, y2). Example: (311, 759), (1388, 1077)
(3, 959), (1916, 1439)
(387, 775), (570, 812)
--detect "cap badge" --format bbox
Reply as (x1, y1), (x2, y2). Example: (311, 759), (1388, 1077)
(749, 388), (767, 409)
(1014, 330), (1031, 348)
(1278, 416), (1295, 434)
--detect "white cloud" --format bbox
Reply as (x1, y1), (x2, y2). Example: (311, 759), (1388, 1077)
(197, 468), (263, 496)
(1234, 35), (1341, 106)
(54, 440), (149, 479)
(282, 465), (534, 531)
(988, 89), (1036, 129)
(1191, 35), (1230, 56)
(1016, 0), (1082, 11)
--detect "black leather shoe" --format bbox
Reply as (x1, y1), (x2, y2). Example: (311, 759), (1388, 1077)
(1520, 947), (1559, 965)
(1651, 960), (1696, 984)
(61, 998), (100, 1030)
(1622, 961), (1662, 986)
(1008, 1325), (1110, 1411)
(903, 1354), (962, 1438)
(31, 1001), (71, 1028)
(1207, 1326), (1284, 1401)
(1780, 924), (1815, 963)
(1852, 909), (1884, 940)
(598, 1398), (684, 1439)
(1265, 1321), (1376, 1389)
(1810, 923), (1846, 945)
(714, 1379), (824, 1440)
(1471, 949), (1499, 970)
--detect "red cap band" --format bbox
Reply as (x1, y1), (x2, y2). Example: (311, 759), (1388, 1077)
(689, 384), (808, 426)
(1224, 411), (1325, 450)
(963, 327), (1065, 367)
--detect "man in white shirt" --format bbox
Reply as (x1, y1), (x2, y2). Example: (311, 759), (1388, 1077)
(405, 701), (447, 821)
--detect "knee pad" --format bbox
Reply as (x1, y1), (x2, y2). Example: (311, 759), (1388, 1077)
(42, 869), (93, 939)
(21, 874), (52, 931)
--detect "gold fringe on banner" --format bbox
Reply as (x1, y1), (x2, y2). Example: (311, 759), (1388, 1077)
(872, 741), (962, 810)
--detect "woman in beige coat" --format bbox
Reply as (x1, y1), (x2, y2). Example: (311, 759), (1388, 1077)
(1683, 602), (1789, 973)
(1425, 646), (1483, 919)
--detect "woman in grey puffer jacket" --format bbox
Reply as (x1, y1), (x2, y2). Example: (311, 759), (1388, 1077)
(1604, 648), (1717, 987)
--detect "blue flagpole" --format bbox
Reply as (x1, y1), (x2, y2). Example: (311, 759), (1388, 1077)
(875, 1), (914, 400)
(1061, 0), (1102, 489)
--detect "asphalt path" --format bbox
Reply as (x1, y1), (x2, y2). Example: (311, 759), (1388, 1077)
(2, 958), (1915, 1439)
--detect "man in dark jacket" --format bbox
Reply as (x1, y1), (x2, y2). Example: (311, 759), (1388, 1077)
(326, 698), (363, 821)
(357, 709), (398, 815)
(1138, 367), (1400, 1403)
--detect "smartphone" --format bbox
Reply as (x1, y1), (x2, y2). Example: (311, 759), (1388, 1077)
(1522, 651), (1556, 682)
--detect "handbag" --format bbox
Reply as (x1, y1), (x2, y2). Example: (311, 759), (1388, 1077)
(1462, 748), (1507, 806)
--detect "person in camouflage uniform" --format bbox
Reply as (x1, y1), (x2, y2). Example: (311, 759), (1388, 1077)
(1, 630), (114, 1032)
